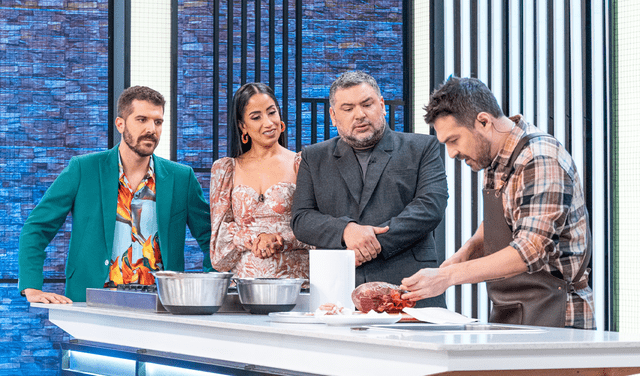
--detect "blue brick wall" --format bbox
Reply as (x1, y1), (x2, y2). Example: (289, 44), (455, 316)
(2, 0), (404, 374)
(0, 283), (70, 376)
(1, 2), (109, 375)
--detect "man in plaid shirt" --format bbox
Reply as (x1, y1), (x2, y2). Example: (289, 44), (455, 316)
(401, 77), (594, 329)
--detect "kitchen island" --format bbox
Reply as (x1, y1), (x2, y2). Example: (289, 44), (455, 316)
(36, 303), (640, 376)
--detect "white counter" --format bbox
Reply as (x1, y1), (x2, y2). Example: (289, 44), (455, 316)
(36, 303), (640, 376)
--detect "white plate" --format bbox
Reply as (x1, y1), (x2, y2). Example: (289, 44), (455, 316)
(316, 313), (402, 326)
(268, 312), (320, 324)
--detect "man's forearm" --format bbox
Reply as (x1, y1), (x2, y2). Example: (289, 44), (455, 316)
(445, 245), (528, 286)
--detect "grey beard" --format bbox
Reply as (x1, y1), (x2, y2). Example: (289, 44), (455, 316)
(341, 121), (386, 150)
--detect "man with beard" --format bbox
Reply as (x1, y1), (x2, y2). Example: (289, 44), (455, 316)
(401, 76), (594, 329)
(291, 71), (448, 308)
(19, 86), (212, 303)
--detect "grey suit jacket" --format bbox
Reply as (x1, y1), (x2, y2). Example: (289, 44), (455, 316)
(291, 127), (448, 307)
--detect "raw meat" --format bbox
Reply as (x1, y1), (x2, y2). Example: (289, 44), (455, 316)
(351, 282), (416, 313)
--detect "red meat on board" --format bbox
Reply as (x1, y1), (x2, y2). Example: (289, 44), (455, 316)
(351, 282), (416, 313)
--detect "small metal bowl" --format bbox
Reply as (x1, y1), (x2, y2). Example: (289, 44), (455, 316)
(155, 271), (233, 315)
(233, 277), (306, 314)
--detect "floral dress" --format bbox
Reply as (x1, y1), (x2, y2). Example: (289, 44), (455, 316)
(209, 156), (311, 280)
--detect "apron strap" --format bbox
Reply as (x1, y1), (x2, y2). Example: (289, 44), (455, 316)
(499, 133), (542, 192)
(502, 132), (592, 288)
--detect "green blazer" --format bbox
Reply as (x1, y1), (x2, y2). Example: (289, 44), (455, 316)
(18, 146), (212, 302)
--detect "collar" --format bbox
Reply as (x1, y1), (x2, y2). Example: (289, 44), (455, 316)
(118, 152), (155, 181)
(488, 114), (528, 171)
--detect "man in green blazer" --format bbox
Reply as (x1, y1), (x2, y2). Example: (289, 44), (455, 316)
(19, 86), (212, 303)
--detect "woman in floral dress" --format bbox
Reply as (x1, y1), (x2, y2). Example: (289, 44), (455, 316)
(209, 83), (311, 281)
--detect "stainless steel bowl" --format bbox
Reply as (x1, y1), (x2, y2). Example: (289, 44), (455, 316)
(155, 271), (233, 315)
(233, 277), (306, 314)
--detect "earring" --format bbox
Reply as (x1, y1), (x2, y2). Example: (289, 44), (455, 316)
(241, 132), (249, 144)
(281, 122), (286, 133)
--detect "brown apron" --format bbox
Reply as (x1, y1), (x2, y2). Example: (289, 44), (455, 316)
(483, 134), (591, 327)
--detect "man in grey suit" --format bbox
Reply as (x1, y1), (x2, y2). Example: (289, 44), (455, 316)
(291, 71), (448, 307)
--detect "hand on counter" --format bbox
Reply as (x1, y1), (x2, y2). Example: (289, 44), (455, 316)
(342, 223), (389, 267)
(251, 233), (284, 259)
(400, 268), (450, 302)
(23, 288), (73, 304)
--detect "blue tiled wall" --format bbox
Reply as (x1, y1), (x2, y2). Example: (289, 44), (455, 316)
(0, 284), (69, 376)
(1, 2), (109, 375)
(2, 0), (404, 374)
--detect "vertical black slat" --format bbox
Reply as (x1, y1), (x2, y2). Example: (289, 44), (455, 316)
(581, 0), (594, 297)
(605, 0), (614, 333)
(470, 0), (479, 320)
(519, 0), (524, 115)
(241, 0), (247, 84)
(486, 0), (493, 321)
(296, 0), (302, 151)
(471, 169), (479, 318)
(487, 0), (492, 91)
(170, 0), (178, 161)
(388, 104), (396, 131)
(324, 100), (331, 141)
(109, 0), (130, 149)
(213, 0), (219, 160)
(470, 0), (478, 79)
(454, 160), (462, 314)
(453, 0), (461, 77)
(283, 0), (290, 149)
(547, 0), (555, 137)
(564, 0), (572, 153)
(502, 0), (509, 116)
(431, 0), (445, 93)
(311, 101), (317, 145)
(269, 0), (275, 89)
(255, 0), (261, 82)
(533, 0), (538, 126)
(227, 0), (234, 154)
(402, 0), (413, 133)
(108, 0), (115, 149)
(431, 0), (448, 284)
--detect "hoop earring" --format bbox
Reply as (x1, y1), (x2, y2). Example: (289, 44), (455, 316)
(281, 122), (286, 133)
(241, 132), (249, 144)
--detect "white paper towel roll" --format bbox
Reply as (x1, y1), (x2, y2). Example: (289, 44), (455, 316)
(309, 249), (355, 311)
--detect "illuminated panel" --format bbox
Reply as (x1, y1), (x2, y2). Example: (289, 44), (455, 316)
(67, 351), (136, 376)
(130, 0), (172, 159)
(616, 0), (640, 334)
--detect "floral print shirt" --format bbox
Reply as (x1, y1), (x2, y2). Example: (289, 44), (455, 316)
(209, 155), (311, 281)
(105, 154), (162, 287)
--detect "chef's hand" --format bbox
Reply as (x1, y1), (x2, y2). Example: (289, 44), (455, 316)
(400, 268), (451, 302)
(251, 233), (284, 259)
(441, 241), (484, 268)
(342, 223), (389, 267)
(23, 288), (73, 304)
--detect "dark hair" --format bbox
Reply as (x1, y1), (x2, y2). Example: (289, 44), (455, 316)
(228, 82), (286, 158)
(117, 86), (165, 119)
(423, 76), (504, 129)
(329, 70), (382, 107)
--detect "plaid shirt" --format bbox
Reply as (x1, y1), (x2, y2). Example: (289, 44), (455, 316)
(484, 115), (595, 329)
